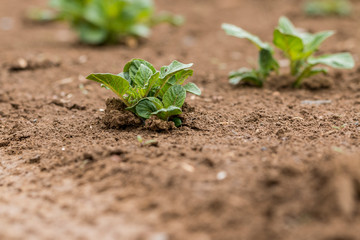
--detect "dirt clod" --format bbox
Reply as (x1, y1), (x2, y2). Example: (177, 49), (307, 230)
(144, 115), (176, 131)
(103, 98), (142, 128)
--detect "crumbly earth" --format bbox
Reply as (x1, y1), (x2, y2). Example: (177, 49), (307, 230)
(1, 0), (360, 240)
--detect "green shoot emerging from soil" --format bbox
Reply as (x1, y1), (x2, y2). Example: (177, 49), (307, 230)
(87, 59), (201, 127)
(222, 24), (279, 87)
(222, 17), (354, 88)
(304, 0), (351, 16)
(29, 0), (183, 45)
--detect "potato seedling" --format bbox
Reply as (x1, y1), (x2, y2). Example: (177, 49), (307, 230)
(223, 16), (354, 87)
(87, 59), (201, 127)
(30, 0), (183, 45)
(273, 17), (354, 87)
(305, 0), (351, 16)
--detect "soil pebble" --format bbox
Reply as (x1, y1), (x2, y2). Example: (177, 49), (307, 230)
(28, 155), (41, 164)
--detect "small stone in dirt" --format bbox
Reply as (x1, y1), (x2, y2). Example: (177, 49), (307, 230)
(103, 98), (142, 129)
(28, 155), (41, 164)
(181, 163), (195, 173)
(144, 115), (176, 131)
(216, 171), (227, 181)
(301, 100), (332, 105)
(148, 233), (169, 240)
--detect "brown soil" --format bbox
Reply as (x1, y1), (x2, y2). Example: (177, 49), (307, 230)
(1, 0), (360, 240)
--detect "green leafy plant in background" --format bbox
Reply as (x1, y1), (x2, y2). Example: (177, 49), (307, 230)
(28, 0), (183, 45)
(305, 0), (351, 16)
(273, 17), (354, 87)
(87, 59), (201, 127)
(222, 16), (354, 88)
(222, 24), (279, 87)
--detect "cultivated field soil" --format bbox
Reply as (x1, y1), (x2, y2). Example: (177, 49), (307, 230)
(1, 0), (360, 239)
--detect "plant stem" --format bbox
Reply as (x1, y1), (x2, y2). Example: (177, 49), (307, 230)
(293, 65), (312, 88)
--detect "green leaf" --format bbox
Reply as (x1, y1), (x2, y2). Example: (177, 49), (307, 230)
(135, 99), (157, 119)
(155, 60), (193, 98)
(273, 29), (304, 60)
(303, 31), (334, 56)
(162, 85), (186, 108)
(152, 106), (182, 121)
(144, 71), (160, 96)
(84, 1), (107, 27)
(133, 64), (153, 88)
(183, 82), (201, 96)
(259, 48), (279, 77)
(308, 53), (354, 69)
(126, 96), (163, 113)
(222, 23), (272, 51)
(86, 73), (130, 98)
(277, 16), (297, 35)
(77, 23), (108, 45)
(145, 97), (163, 110)
(229, 68), (262, 86)
(159, 60), (193, 79)
(172, 69), (194, 85)
(156, 69), (193, 97)
(123, 59), (157, 82)
(130, 24), (151, 38)
(172, 117), (182, 127)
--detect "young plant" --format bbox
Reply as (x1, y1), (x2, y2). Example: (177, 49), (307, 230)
(30, 0), (183, 45)
(222, 24), (279, 87)
(273, 17), (354, 87)
(86, 59), (201, 127)
(305, 0), (351, 16)
(223, 16), (354, 88)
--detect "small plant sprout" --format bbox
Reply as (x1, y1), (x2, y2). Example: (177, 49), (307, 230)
(29, 0), (184, 45)
(222, 24), (279, 87)
(137, 135), (158, 146)
(305, 0), (351, 16)
(223, 16), (354, 88)
(273, 17), (354, 87)
(86, 59), (201, 127)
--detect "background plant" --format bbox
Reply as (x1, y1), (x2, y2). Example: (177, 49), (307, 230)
(87, 59), (201, 127)
(274, 17), (354, 87)
(222, 16), (354, 88)
(29, 0), (183, 45)
(304, 0), (351, 16)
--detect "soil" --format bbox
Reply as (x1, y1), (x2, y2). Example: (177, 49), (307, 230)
(1, 0), (360, 240)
